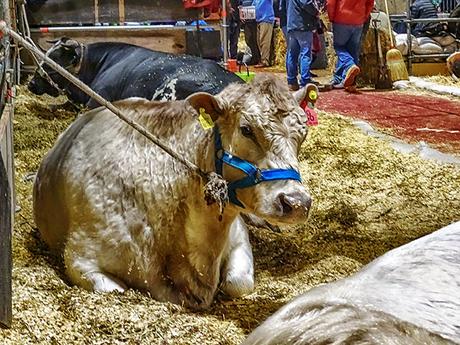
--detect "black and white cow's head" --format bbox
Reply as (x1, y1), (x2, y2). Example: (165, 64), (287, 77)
(28, 37), (83, 96)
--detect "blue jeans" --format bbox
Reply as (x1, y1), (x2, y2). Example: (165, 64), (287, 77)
(332, 23), (364, 84)
(286, 30), (313, 87)
(281, 25), (287, 41)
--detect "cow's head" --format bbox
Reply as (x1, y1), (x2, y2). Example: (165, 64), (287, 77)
(28, 37), (83, 97)
(187, 74), (314, 225)
(447, 52), (460, 81)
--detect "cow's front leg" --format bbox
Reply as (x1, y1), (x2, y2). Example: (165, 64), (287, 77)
(220, 215), (254, 297)
(64, 244), (127, 293)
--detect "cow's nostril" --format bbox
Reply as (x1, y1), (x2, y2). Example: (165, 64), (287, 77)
(278, 193), (294, 215)
(277, 192), (312, 216)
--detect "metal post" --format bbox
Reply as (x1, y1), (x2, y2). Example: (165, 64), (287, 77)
(0, 106), (13, 330)
(0, 0), (13, 330)
(221, 0), (228, 67)
(406, 0), (412, 75)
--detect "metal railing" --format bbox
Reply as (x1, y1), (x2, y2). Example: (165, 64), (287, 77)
(440, 0), (459, 13)
(390, 1), (460, 74)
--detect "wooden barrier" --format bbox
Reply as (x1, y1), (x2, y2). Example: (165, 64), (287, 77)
(0, 0), (14, 329)
(31, 26), (189, 55)
(0, 104), (13, 329)
(20, 1), (222, 74)
(26, 0), (200, 26)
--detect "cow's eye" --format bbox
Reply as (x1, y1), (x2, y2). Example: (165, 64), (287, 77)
(240, 125), (253, 138)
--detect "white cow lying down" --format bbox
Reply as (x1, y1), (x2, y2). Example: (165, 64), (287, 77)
(243, 221), (460, 344)
(34, 75), (313, 309)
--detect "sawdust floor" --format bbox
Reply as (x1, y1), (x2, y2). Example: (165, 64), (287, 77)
(1, 87), (460, 344)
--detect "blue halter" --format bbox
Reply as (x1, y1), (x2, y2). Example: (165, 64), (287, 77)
(214, 126), (302, 208)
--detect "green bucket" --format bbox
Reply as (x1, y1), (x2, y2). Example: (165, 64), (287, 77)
(235, 64), (255, 83)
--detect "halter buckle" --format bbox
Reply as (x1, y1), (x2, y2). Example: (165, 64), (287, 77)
(254, 169), (262, 183)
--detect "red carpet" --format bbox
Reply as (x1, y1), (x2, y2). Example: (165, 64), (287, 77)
(317, 90), (460, 153)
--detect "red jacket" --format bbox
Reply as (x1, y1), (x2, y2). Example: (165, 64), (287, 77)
(183, 0), (220, 12)
(327, 0), (374, 25)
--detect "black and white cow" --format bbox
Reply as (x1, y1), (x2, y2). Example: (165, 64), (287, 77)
(28, 38), (243, 108)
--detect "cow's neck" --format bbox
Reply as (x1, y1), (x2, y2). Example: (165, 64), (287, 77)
(64, 43), (102, 105)
(136, 102), (240, 288)
(121, 98), (239, 226)
(183, 125), (239, 291)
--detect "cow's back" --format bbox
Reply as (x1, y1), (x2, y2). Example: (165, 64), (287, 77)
(343, 221), (460, 340)
(82, 42), (242, 108)
(243, 221), (460, 344)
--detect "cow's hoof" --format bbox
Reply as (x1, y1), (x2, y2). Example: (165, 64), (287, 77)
(90, 273), (127, 293)
(221, 272), (254, 298)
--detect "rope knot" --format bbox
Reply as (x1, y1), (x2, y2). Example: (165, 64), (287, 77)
(203, 172), (228, 216)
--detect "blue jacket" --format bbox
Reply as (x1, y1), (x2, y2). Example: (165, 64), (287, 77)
(255, 0), (275, 23)
(410, 0), (439, 36)
(282, 0), (319, 32)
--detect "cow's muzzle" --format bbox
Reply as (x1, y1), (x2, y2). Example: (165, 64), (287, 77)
(276, 191), (312, 218)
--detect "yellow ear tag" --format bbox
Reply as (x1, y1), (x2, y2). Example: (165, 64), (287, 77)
(308, 90), (318, 101)
(198, 107), (214, 130)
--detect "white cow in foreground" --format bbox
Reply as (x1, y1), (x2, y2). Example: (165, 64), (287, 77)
(34, 75), (314, 309)
(243, 221), (460, 344)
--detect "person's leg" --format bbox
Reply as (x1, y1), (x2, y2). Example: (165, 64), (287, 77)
(229, 21), (241, 59)
(269, 25), (276, 66)
(244, 21), (261, 65)
(346, 24), (364, 66)
(298, 30), (314, 87)
(286, 31), (301, 88)
(332, 23), (355, 84)
(341, 24), (364, 89)
(257, 22), (274, 66)
(256, 22), (263, 65)
(281, 25), (288, 41)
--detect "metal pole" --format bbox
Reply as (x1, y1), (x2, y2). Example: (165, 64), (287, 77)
(31, 24), (177, 32)
(406, 0), (412, 75)
(221, 0), (228, 67)
(403, 17), (460, 23)
(0, 0), (13, 330)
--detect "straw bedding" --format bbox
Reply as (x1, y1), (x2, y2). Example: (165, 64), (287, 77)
(1, 87), (459, 344)
(423, 75), (460, 87)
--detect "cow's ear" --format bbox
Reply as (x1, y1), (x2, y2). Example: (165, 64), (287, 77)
(293, 84), (319, 107)
(46, 37), (71, 44)
(45, 38), (61, 44)
(62, 39), (80, 50)
(186, 92), (223, 121)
